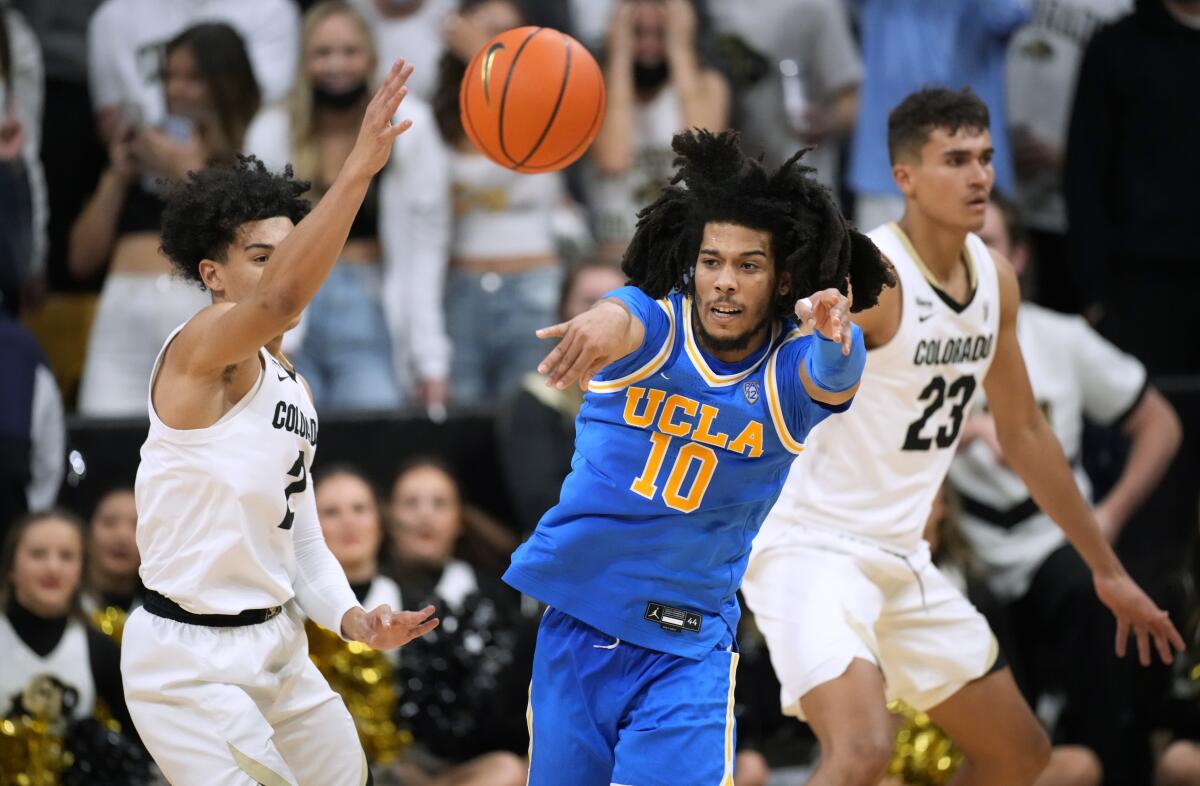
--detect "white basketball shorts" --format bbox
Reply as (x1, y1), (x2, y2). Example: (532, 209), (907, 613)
(121, 603), (367, 786)
(742, 524), (999, 720)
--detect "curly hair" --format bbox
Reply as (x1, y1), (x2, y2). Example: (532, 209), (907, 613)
(622, 129), (895, 315)
(887, 86), (990, 165)
(160, 156), (312, 287)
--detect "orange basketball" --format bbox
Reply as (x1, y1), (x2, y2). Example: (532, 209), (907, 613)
(460, 26), (605, 174)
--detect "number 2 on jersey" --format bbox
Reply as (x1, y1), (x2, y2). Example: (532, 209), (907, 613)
(631, 433), (718, 512)
(902, 375), (977, 451)
(278, 451), (307, 529)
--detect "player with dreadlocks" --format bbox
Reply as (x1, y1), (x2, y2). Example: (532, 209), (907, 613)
(503, 128), (895, 786)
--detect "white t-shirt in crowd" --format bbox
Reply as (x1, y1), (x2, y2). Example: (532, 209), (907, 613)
(1005, 0), (1130, 232)
(948, 303), (1146, 600)
(87, 0), (300, 125)
(707, 0), (863, 192)
(348, 0), (454, 103)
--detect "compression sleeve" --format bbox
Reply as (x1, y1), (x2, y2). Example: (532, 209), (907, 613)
(291, 483), (361, 637)
(805, 324), (866, 393)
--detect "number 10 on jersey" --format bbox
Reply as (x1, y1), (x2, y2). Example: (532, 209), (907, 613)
(631, 433), (718, 513)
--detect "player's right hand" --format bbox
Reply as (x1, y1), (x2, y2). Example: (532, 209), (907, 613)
(536, 300), (633, 391)
(343, 58), (414, 181)
(342, 603), (439, 650)
(1093, 570), (1185, 666)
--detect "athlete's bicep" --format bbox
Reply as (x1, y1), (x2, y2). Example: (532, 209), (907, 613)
(983, 257), (1041, 433)
(592, 287), (673, 380)
(173, 298), (295, 377)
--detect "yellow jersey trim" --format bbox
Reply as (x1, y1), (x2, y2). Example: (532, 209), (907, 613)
(764, 331), (806, 454)
(887, 222), (977, 291)
(588, 298), (676, 394)
(719, 650), (739, 786)
(683, 296), (779, 387)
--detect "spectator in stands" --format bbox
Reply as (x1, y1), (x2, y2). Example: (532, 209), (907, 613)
(70, 22), (260, 417)
(347, 0), (453, 102)
(82, 487), (141, 615)
(10, 0), (107, 304)
(1, 509), (136, 744)
(432, 0), (575, 405)
(950, 196), (1182, 784)
(0, 311), (64, 538)
(708, 0), (861, 192)
(86, 0), (298, 147)
(1065, 1), (1200, 623)
(587, 0), (729, 260)
(315, 465), (527, 786)
(847, 0), (1029, 230)
(1004, 0), (1130, 312)
(0, 5), (47, 315)
(245, 0), (451, 413)
(495, 259), (624, 534)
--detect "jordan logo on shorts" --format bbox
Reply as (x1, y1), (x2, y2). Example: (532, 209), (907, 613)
(644, 602), (702, 633)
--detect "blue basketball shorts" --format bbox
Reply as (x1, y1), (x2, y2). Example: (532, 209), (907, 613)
(526, 607), (739, 786)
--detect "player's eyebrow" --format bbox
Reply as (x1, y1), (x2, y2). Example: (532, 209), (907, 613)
(943, 146), (994, 158)
(699, 247), (767, 258)
(244, 243), (276, 252)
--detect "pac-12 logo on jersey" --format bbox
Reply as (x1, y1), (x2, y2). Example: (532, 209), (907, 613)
(743, 380), (760, 404)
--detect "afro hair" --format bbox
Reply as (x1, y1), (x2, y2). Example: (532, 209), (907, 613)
(160, 155), (312, 287)
(622, 129), (895, 316)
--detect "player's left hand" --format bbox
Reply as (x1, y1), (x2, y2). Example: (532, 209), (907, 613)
(1093, 571), (1185, 666)
(795, 288), (853, 355)
(341, 603), (439, 650)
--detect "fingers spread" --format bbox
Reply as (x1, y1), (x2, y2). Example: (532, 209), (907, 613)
(1136, 626), (1151, 667)
(1115, 618), (1128, 658)
(536, 321), (570, 340)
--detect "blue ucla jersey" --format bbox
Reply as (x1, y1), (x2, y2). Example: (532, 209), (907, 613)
(504, 287), (850, 660)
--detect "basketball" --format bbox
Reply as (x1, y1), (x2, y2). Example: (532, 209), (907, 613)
(459, 26), (606, 174)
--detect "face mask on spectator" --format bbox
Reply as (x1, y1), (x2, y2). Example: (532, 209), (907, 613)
(633, 62), (669, 91)
(313, 81), (369, 109)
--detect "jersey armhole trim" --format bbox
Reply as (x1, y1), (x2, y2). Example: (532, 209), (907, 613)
(764, 333), (806, 454)
(588, 298), (676, 394)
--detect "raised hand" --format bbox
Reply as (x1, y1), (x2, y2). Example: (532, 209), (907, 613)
(795, 288), (853, 354)
(341, 603), (439, 650)
(536, 300), (635, 391)
(1093, 571), (1185, 666)
(343, 59), (415, 182)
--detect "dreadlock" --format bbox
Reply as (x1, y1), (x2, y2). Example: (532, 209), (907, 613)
(622, 129), (895, 316)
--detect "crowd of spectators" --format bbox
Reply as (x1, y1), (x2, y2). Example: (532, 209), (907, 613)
(2, 0), (1199, 784)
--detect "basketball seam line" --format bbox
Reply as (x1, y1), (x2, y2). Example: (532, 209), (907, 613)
(522, 75), (605, 172)
(497, 26), (544, 168)
(515, 32), (573, 168)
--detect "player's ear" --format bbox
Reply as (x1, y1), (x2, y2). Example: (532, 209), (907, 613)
(777, 271), (792, 296)
(892, 161), (915, 197)
(198, 259), (225, 295)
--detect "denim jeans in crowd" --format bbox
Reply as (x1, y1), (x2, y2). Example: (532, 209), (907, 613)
(291, 262), (403, 413)
(446, 264), (562, 407)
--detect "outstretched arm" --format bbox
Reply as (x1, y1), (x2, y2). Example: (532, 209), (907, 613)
(536, 297), (647, 391)
(175, 60), (416, 377)
(983, 253), (1182, 665)
(795, 288), (865, 406)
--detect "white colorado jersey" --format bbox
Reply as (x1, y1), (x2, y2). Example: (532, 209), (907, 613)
(948, 304), (1145, 598)
(773, 223), (1001, 551)
(135, 327), (321, 616)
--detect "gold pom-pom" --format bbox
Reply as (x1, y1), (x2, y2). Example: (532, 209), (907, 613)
(885, 700), (963, 786)
(305, 620), (413, 765)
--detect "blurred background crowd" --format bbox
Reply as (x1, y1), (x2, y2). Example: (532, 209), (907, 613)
(1, 0), (1198, 784)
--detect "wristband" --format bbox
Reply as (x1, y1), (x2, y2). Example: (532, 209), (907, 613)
(805, 323), (866, 393)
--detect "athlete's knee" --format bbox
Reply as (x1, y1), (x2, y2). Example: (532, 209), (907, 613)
(820, 729), (894, 786)
(1157, 741), (1200, 786)
(1047, 746), (1103, 786)
(734, 749), (769, 786)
